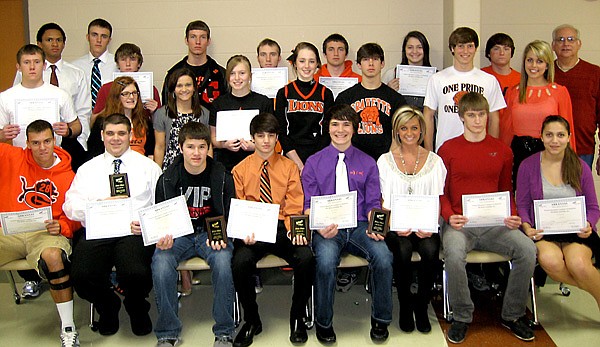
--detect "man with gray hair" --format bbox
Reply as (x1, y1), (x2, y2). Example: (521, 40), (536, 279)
(552, 24), (600, 170)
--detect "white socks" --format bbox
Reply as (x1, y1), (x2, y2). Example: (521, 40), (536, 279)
(56, 300), (75, 330)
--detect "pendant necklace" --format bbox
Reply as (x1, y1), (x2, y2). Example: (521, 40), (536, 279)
(398, 145), (420, 194)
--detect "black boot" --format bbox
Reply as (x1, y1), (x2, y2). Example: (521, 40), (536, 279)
(398, 294), (415, 332)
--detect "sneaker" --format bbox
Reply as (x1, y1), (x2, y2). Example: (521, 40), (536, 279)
(467, 272), (490, 291)
(254, 274), (263, 294)
(60, 327), (80, 347)
(157, 338), (181, 347)
(336, 271), (358, 292)
(22, 280), (41, 298)
(447, 321), (469, 344)
(214, 336), (233, 347)
(501, 316), (535, 341)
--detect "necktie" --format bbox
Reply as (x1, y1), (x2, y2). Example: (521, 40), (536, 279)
(113, 159), (122, 174)
(49, 65), (59, 87)
(259, 160), (273, 203)
(91, 58), (101, 108)
(335, 153), (349, 194)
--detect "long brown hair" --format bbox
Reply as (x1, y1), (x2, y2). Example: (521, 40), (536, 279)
(165, 68), (203, 120)
(541, 115), (581, 191)
(100, 76), (147, 138)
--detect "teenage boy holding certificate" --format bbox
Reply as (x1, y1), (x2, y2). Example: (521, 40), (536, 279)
(302, 104), (393, 343)
(0, 120), (80, 347)
(231, 113), (314, 346)
(438, 92), (536, 344)
(152, 121), (236, 347)
(64, 114), (161, 337)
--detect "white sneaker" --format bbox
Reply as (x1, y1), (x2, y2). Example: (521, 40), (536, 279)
(60, 327), (80, 347)
(22, 280), (41, 298)
(156, 338), (181, 347)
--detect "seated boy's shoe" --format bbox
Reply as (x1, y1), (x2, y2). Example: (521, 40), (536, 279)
(130, 311), (153, 336)
(233, 321), (262, 347)
(369, 318), (389, 342)
(336, 271), (357, 292)
(157, 338), (181, 347)
(60, 326), (80, 347)
(253, 274), (263, 294)
(447, 321), (469, 344)
(22, 280), (41, 298)
(290, 317), (308, 343)
(315, 326), (336, 344)
(214, 336), (233, 347)
(501, 316), (535, 341)
(97, 297), (121, 336)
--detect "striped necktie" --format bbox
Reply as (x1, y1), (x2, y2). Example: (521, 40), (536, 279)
(91, 58), (101, 108)
(259, 160), (273, 203)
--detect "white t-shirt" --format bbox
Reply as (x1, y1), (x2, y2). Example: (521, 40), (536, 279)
(0, 83), (77, 148)
(377, 150), (447, 209)
(424, 66), (506, 151)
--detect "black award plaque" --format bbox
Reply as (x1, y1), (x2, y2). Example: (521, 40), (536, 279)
(109, 173), (130, 197)
(367, 208), (389, 236)
(205, 216), (227, 243)
(290, 215), (310, 242)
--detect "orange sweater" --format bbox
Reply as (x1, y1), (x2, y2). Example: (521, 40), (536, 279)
(0, 144), (80, 238)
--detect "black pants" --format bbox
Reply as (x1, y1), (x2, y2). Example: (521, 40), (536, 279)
(61, 137), (89, 172)
(511, 136), (544, 190)
(71, 230), (154, 317)
(232, 221), (315, 324)
(385, 232), (439, 309)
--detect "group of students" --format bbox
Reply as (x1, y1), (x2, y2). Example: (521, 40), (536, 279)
(0, 15), (600, 347)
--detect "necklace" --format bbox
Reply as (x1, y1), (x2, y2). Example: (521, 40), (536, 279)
(398, 145), (421, 194)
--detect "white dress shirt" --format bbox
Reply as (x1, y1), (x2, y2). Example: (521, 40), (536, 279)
(14, 59), (92, 148)
(71, 51), (118, 96)
(0, 83), (77, 148)
(63, 148), (162, 226)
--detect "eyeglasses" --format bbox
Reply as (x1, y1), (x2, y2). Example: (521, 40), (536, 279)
(554, 36), (578, 43)
(120, 91), (139, 98)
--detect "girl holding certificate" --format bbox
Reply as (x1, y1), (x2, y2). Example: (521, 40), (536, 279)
(516, 115), (600, 310)
(154, 68), (208, 170)
(88, 76), (155, 158)
(503, 40), (576, 186)
(210, 55), (273, 172)
(377, 105), (446, 332)
(275, 42), (334, 172)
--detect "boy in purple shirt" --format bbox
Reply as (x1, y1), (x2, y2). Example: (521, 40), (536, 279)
(302, 104), (393, 343)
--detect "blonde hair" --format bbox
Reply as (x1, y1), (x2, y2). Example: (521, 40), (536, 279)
(391, 105), (426, 146)
(519, 40), (555, 103)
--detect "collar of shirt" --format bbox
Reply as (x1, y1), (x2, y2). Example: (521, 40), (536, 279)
(44, 59), (64, 72)
(87, 50), (110, 64)
(103, 148), (133, 171)
(248, 152), (281, 172)
(324, 143), (357, 160)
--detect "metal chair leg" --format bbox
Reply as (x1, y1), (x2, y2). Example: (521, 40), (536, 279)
(234, 292), (241, 328)
(530, 277), (539, 325)
(89, 302), (99, 331)
(5, 270), (21, 304)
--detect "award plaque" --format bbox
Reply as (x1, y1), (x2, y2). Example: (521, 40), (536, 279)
(368, 208), (389, 236)
(205, 216), (227, 243)
(109, 173), (130, 197)
(290, 215), (310, 242)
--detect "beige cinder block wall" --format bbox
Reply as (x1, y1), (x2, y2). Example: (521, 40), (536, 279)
(25, 0), (600, 92)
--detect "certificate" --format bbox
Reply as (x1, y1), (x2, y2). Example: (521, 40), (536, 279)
(251, 67), (288, 98)
(113, 71), (154, 101)
(318, 77), (359, 99)
(462, 191), (510, 228)
(227, 199), (280, 243)
(309, 191), (357, 230)
(14, 98), (59, 126)
(138, 195), (194, 246)
(0, 207), (52, 235)
(534, 196), (586, 234)
(395, 65), (436, 97)
(85, 198), (133, 240)
(390, 194), (439, 233)
(215, 109), (259, 141)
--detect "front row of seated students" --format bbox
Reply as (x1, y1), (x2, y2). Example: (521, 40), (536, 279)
(2, 94), (600, 347)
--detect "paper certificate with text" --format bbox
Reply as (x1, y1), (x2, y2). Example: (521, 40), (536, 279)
(113, 71), (154, 101)
(318, 77), (358, 99)
(15, 98), (59, 126)
(251, 67), (288, 98)
(215, 109), (259, 141)
(0, 207), (52, 235)
(534, 196), (586, 234)
(138, 195), (194, 246)
(85, 198), (133, 240)
(395, 65), (436, 96)
(390, 194), (439, 233)
(309, 191), (357, 230)
(462, 191), (510, 228)
(227, 199), (280, 243)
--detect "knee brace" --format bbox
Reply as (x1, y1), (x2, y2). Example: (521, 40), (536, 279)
(38, 250), (72, 291)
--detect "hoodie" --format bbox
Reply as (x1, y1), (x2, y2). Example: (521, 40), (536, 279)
(314, 60), (362, 82)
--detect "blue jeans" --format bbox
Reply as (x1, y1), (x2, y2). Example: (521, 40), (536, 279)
(152, 233), (235, 339)
(442, 225), (536, 323)
(312, 222), (393, 328)
(579, 154), (594, 170)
